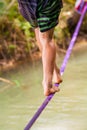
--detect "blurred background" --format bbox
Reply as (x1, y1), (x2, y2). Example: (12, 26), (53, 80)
(0, 0), (87, 130)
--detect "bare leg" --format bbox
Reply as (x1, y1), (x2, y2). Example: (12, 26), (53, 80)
(39, 28), (58, 96)
(53, 63), (62, 84)
(35, 28), (62, 96)
(35, 28), (62, 84)
(35, 28), (42, 51)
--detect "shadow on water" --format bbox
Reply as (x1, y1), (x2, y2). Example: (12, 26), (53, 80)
(0, 44), (87, 130)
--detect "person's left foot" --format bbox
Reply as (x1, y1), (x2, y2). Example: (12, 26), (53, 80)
(43, 85), (60, 96)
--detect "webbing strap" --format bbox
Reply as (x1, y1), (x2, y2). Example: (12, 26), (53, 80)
(24, 3), (87, 130)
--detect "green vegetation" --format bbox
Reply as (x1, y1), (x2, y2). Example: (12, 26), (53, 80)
(0, 0), (87, 66)
(0, 0), (35, 63)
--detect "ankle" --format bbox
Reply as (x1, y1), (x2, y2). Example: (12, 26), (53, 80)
(42, 80), (52, 89)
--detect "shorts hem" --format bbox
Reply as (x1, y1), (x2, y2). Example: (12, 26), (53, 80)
(39, 22), (58, 32)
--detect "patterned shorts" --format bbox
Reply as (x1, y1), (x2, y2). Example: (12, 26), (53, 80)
(18, 0), (63, 32)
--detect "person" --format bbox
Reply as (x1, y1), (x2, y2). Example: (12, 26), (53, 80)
(17, 0), (63, 96)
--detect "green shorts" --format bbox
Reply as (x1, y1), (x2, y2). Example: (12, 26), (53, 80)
(18, 0), (63, 32)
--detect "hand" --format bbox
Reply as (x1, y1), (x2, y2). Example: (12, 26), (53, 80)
(84, 0), (87, 2)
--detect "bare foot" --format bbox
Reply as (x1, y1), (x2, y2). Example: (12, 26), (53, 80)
(43, 85), (60, 96)
(56, 73), (62, 84)
(53, 66), (63, 84)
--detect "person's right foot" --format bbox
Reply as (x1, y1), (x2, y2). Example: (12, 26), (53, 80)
(56, 73), (63, 84)
(53, 70), (63, 84)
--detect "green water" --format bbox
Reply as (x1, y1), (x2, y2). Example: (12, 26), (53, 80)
(0, 44), (87, 130)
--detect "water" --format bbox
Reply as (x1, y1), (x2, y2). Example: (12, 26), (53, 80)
(0, 44), (87, 130)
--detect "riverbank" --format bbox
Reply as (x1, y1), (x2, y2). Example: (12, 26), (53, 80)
(0, 36), (87, 73)
(0, 38), (87, 130)
(0, 1), (87, 73)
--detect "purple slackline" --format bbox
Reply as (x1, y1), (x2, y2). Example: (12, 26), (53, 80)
(24, 3), (87, 130)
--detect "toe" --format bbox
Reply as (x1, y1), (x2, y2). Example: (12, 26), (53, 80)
(53, 86), (60, 92)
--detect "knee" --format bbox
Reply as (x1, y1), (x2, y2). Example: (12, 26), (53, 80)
(39, 31), (54, 48)
(40, 33), (52, 45)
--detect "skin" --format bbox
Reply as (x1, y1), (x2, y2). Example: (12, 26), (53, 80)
(34, 0), (87, 96)
(35, 28), (62, 96)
